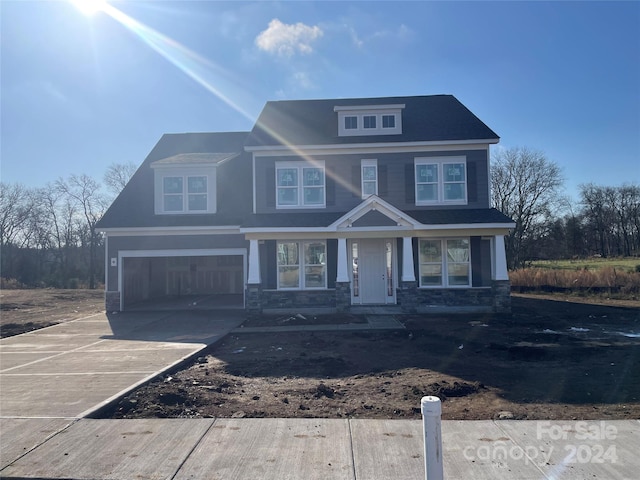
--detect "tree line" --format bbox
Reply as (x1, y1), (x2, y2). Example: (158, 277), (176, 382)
(1, 150), (638, 289)
(0, 164), (136, 288)
(491, 147), (640, 269)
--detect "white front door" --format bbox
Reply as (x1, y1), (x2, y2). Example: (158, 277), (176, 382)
(350, 238), (396, 304)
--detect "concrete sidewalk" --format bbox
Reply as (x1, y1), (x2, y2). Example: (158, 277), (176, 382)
(2, 311), (639, 479)
(2, 418), (638, 479)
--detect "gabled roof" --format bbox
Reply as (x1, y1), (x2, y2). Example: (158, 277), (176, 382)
(246, 94), (499, 148)
(97, 132), (249, 229)
(330, 195), (420, 229)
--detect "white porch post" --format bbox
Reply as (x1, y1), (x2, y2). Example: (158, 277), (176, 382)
(247, 239), (261, 284)
(336, 237), (349, 283)
(494, 235), (509, 280)
(402, 236), (416, 282)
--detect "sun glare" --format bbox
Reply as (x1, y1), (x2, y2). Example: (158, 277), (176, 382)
(70, 0), (108, 16)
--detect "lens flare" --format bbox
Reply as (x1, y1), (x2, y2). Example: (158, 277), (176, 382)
(69, 0), (108, 16)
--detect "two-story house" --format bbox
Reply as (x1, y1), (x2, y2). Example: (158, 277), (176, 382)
(97, 95), (514, 314)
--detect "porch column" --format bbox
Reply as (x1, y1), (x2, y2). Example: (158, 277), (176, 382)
(494, 235), (509, 280)
(247, 239), (261, 284)
(401, 236), (416, 282)
(336, 237), (349, 282)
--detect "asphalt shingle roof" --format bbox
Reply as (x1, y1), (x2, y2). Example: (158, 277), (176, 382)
(96, 132), (249, 229)
(240, 208), (513, 229)
(246, 95), (499, 148)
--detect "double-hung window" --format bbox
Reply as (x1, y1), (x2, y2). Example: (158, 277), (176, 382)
(277, 241), (327, 289)
(276, 162), (325, 208)
(361, 159), (378, 197)
(419, 238), (470, 287)
(415, 157), (467, 204)
(162, 175), (208, 212)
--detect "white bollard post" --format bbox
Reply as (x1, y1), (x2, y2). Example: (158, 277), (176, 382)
(421, 396), (444, 480)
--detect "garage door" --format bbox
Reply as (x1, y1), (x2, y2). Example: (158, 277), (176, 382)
(122, 253), (245, 310)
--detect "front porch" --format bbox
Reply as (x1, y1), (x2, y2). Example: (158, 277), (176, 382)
(242, 196), (513, 315)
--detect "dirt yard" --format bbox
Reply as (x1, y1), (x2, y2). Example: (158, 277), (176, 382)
(2, 289), (638, 420)
(100, 294), (640, 421)
(0, 289), (104, 337)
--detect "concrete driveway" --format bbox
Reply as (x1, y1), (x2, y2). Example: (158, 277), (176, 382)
(0, 309), (244, 468)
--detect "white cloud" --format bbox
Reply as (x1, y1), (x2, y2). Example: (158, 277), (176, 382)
(292, 71), (314, 90)
(255, 19), (323, 57)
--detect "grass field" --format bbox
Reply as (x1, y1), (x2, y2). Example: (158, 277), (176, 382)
(511, 257), (640, 299)
(529, 257), (640, 272)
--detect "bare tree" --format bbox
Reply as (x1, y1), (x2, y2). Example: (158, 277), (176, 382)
(491, 147), (564, 269)
(580, 183), (640, 257)
(0, 183), (35, 247)
(55, 175), (108, 288)
(104, 162), (137, 198)
(0, 183), (37, 279)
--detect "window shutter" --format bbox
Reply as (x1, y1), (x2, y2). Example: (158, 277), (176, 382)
(378, 164), (388, 197)
(266, 167), (275, 207)
(405, 163), (415, 204)
(467, 162), (477, 203)
(326, 172), (335, 206)
(352, 165), (361, 197)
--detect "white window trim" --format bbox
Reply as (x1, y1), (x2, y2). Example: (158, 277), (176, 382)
(277, 240), (328, 290)
(153, 167), (216, 215)
(418, 237), (472, 288)
(414, 156), (467, 205)
(335, 105), (404, 137)
(361, 159), (378, 198)
(275, 161), (326, 209)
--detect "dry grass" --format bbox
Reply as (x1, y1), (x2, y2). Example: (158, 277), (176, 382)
(510, 267), (640, 295)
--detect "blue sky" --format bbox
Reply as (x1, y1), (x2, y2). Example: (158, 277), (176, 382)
(2, 0), (639, 201)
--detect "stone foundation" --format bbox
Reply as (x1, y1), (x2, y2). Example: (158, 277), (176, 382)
(105, 291), (121, 312)
(397, 281), (418, 313)
(492, 280), (512, 313)
(259, 289), (336, 311)
(410, 287), (495, 313)
(246, 284), (262, 314)
(335, 282), (351, 312)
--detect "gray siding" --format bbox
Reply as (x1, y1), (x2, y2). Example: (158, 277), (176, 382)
(106, 233), (247, 290)
(254, 148), (490, 215)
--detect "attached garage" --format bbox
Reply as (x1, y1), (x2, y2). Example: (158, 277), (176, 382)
(119, 249), (246, 310)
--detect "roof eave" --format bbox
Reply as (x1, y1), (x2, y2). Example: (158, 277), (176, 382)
(245, 138), (500, 153)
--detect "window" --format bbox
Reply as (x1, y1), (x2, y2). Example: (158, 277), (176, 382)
(382, 114), (396, 128)
(163, 177), (183, 212)
(361, 159), (378, 197)
(345, 116), (358, 130)
(415, 157), (467, 204)
(277, 241), (326, 289)
(276, 162), (325, 208)
(363, 115), (376, 129)
(335, 104), (404, 136)
(162, 175), (209, 212)
(419, 238), (470, 287)
(443, 163), (465, 201)
(188, 176), (207, 211)
(415, 164), (438, 202)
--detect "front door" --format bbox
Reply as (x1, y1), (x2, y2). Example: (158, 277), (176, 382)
(350, 239), (396, 304)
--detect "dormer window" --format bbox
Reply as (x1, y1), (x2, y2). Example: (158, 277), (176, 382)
(335, 104), (404, 136)
(363, 115), (376, 129)
(162, 175), (208, 212)
(150, 152), (236, 215)
(344, 116), (358, 130)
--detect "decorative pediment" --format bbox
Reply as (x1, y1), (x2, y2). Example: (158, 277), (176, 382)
(330, 195), (419, 230)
